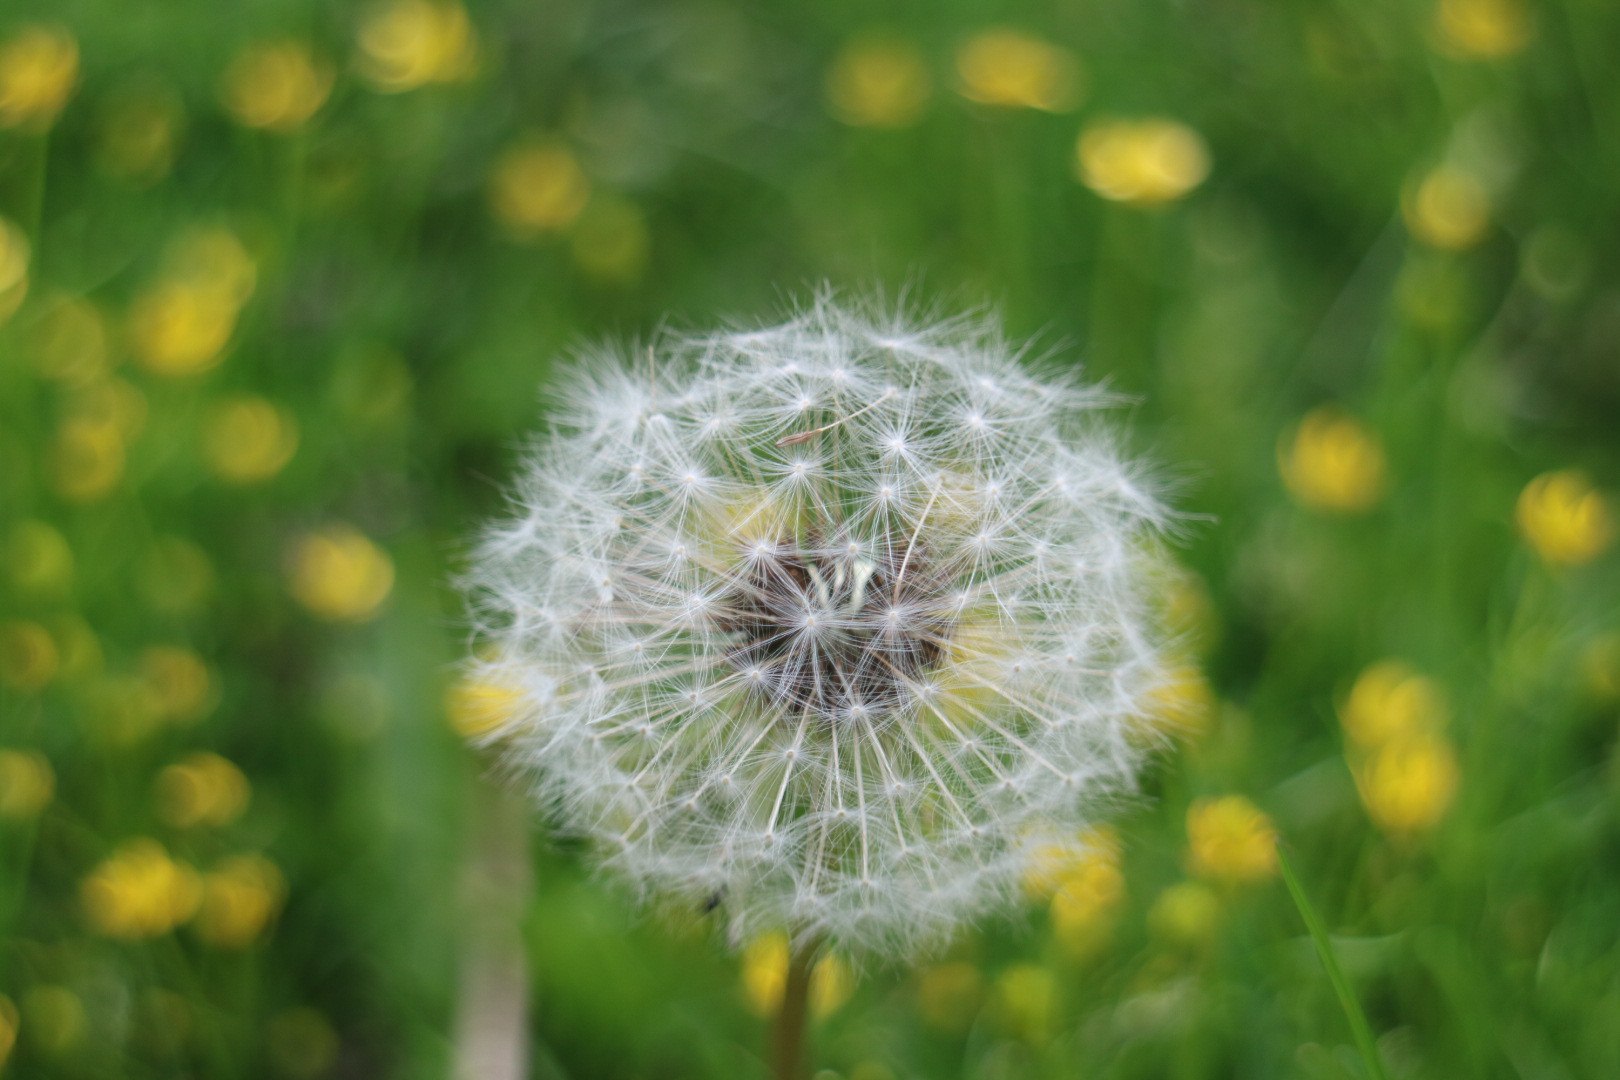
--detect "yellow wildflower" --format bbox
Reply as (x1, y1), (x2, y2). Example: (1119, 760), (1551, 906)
(194, 853), (286, 947)
(488, 140), (591, 235)
(82, 838), (202, 938)
(128, 281), (242, 376)
(96, 79), (185, 184)
(287, 525), (395, 621)
(138, 536), (216, 614)
(740, 933), (852, 1019)
(0, 620), (58, 692)
(1022, 825), (1118, 901)
(1355, 732), (1459, 834)
(28, 294), (110, 383)
(156, 752), (251, 828)
(1516, 470), (1613, 567)
(956, 29), (1079, 112)
(21, 986), (84, 1055)
(6, 520), (73, 595)
(915, 962), (983, 1031)
(140, 646), (215, 724)
(1279, 407), (1386, 513)
(1049, 844), (1125, 956)
(0, 749), (55, 818)
(1148, 880), (1221, 948)
(445, 677), (524, 738)
(1340, 660), (1447, 750)
(1435, 0), (1533, 59)
(0, 215), (29, 325)
(570, 195), (650, 283)
(0, 25), (78, 130)
(1076, 118), (1209, 206)
(222, 41), (334, 132)
(202, 394), (300, 483)
(992, 964), (1055, 1042)
(825, 36), (931, 129)
(1185, 795), (1277, 885)
(1404, 166), (1491, 250)
(1146, 661), (1216, 740)
(356, 0), (479, 92)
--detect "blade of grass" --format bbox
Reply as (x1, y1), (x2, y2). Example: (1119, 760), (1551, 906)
(1277, 843), (1390, 1080)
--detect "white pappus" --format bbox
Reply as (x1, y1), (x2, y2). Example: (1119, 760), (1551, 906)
(463, 295), (1174, 958)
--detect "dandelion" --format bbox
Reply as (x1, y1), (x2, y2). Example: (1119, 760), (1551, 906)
(1516, 470), (1613, 567)
(194, 853), (286, 947)
(1147, 880), (1220, 948)
(1354, 732), (1459, 835)
(1279, 407), (1386, 513)
(1339, 660), (1447, 749)
(156, 752), (251, 828)
(488, 139), (590, 236)
(992, 964), (1056, 1041)
(0, 24), (78, 130)
(140, 646), (215, 724)
(0, 215), (29, 326)
(1076, 119), (1209, 207)
(201, 394), (300, 483)
(825, 36), (932, 129)
(955, 30), (1080, 112)
(464, 297), (1172, 1074)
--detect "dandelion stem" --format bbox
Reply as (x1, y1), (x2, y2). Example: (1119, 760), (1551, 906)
(1277, 843), (1390, 1080)
(770, 935), (821, 1080)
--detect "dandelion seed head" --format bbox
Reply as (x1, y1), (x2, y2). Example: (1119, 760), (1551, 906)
(465, 295), (1172, 957)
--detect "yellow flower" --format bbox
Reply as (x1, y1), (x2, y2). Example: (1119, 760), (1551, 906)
(570, 195), (650, 284)
(138, 536), (216, 614)
(488, 140), (591, 235)
(202, 394), (300, 483)
(1404, 166), (1491, 250)
(1435, 0), (1533, 59)
(221, 40), (334, 132)
(0, 215), (28, 326)
(1355, 732), (1459, 834)
(825, 36), (932, 129)
(0, 620), (59, 692)
(1339, 660), (1447, 750)
(445, 677), (524, 739)
(1516, 470), (1613, 567)
(156, 752), (251, 828)
(1049, 845), (1125, 956)
(140, 646), (215, 724)
(955, 30), (1080, 112)
(194, 853), (286, 947)
(1147, 880), (1221, 948)
(356, 0), (479, 92)
(128, 282), (241, 376)
(96, 80), (184, 184)
(1185, 795), (1277, 885)
(1076, 119), (1209, 206)
(0, 25), (78, 130)
(21, 986), (84, 1055)
(992, 964), (1055, 1042)
(1279, 407), (1386, 513)
(28, 294), (110, 383)
(6, 520), (73, 595)
(287, 525), (395, 621)
(915, 962), (983, 1032)
(82, 838), (202, 938)
(1022, 825), (1118, 901)
(1145, 662), (1216, 740)
(0, 994), (16, 1069)
(740, 933), (852, 1019)
(0, 748), (55, 818)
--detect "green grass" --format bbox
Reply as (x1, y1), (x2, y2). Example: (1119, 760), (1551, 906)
(2, 1), (1619, 1078)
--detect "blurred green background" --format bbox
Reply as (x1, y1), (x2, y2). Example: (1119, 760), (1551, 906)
(3, 1), (1619, 1077)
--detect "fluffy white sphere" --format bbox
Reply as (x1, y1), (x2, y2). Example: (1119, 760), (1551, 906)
(465, 297), (1172, 957)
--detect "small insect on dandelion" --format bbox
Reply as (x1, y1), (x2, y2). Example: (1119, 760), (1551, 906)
(462, 295), (1173, 1072)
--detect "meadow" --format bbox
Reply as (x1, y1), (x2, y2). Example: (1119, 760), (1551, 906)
(2, 1), (1618, 1078)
